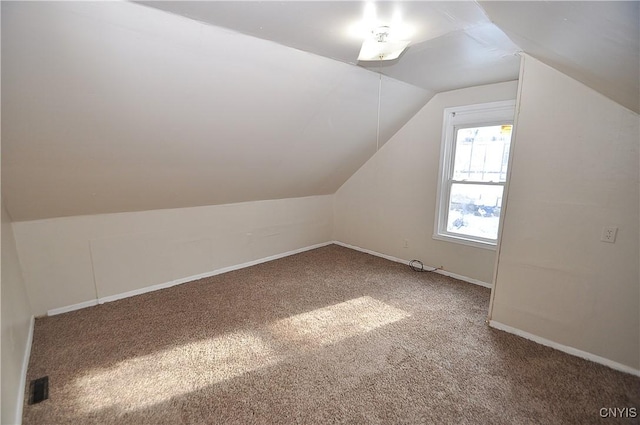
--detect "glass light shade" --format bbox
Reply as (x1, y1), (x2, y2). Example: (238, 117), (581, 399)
(357, 39), (410, 61)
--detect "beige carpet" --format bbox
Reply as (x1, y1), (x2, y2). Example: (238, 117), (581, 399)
(23, 245), (639, 424)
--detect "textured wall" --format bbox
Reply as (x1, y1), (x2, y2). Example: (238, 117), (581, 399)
(1, 203), (33, 424)
(13, 195), (333, 316)
(491, 55), (639, 370)
(333, 81), (518, 284)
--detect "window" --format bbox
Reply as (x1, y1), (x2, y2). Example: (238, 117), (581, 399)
(434, 100), (516, 249)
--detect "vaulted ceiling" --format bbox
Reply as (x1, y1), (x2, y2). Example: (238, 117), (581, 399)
(480, 1), (639, 114)
(2, 1), (638, 221)
(137, 1), (523, 93)
(139, 1), (638, 111)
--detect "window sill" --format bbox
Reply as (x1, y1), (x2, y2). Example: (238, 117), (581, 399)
(432, 233), (497, 251)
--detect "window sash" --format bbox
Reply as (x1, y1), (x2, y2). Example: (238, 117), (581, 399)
(450, 123), (512, 184)
(434, 100), (515, 249)
(447, 180), (505, 186)
(442, 181), (505, 243)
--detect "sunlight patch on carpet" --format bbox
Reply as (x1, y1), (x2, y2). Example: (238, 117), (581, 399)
(268, 296), (411, 349)
(72, 296), (410, 413)
(73, 330), (280, 413)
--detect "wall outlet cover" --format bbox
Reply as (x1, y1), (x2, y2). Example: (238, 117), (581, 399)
(601, 227), (618, 243)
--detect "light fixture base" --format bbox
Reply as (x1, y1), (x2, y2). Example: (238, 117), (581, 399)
(357, 25), (410, 62)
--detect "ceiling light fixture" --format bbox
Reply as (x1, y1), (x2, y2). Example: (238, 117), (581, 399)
(358, 25), (410, 61)
(354, 3), (412, 62)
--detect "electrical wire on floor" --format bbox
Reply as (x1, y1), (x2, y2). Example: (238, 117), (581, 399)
(409, 259), (439, 273)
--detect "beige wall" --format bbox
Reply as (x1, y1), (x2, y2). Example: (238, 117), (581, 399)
(7, 57), (638, 419)
(491, 55), (640, 370)
(333, 81), (519, 284)
(13, 195), (333, 316)
(1, 203), (33, 424)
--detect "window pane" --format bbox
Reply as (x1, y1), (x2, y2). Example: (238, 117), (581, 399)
(447, 183), (504, 240)
(453, 125), (512, 183)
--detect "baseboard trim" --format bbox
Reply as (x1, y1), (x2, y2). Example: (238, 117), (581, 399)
(332, 240), (492, 288)
(16, 315), (35, 425)
(432, 269), (492, 289)
(489, 320), (640, 377)
(47, 241), (334, 316)
(48, 300), (98, 316)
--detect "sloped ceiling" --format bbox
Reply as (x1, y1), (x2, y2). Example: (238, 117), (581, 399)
(1, 2), (432, 221)
(3, 1), (637, 221)
(138, 1), (522, 93)
(480, 1), (639, 114)
(142, 1), (638, 111)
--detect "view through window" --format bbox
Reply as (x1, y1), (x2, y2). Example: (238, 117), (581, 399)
(447, 125), (512, 240)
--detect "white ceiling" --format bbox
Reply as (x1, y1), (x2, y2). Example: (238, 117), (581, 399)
(480, 1), (639, 113)
(138, 1), (523, 93)
(141, 1), (639, 112)
(2, 1), (637, 221)
(2, 2), (431, 220)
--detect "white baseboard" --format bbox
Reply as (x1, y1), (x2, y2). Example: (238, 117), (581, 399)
(48, 299), (98, 316)
(47, 241), (334, 316)
(332, 240), (492, 288)
(433, 269), (492, 288)
(47, 240), (489, 316)
(16, 315), (35, 425)
(489, 320), (640, 377)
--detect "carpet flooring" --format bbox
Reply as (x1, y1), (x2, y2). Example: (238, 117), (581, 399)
(23, 244), (639, 424)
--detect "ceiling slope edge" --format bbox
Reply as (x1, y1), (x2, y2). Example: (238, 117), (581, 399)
(478, 1), (640, 114)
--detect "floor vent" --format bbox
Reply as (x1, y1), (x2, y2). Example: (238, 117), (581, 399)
(28, 376), (49, 404)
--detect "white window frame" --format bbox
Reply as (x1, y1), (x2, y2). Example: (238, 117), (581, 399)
(433, 100), (516, 250)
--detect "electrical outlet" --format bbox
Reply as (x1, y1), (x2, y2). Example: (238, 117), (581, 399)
(403, 239), (409, 248)
(601, 227), (618, 243)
